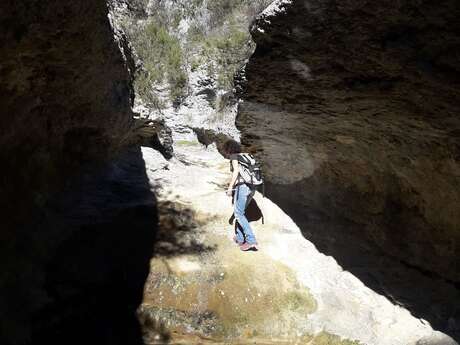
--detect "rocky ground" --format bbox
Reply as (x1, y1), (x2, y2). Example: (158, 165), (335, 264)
(136, 140), (457, 345)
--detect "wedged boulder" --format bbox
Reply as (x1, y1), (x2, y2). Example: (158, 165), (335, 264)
(134, 117), (174, 159)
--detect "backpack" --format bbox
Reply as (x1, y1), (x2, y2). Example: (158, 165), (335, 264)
(236, 153), (265, 196)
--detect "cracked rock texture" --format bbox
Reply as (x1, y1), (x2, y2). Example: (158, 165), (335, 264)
(237, 0), (460, 338)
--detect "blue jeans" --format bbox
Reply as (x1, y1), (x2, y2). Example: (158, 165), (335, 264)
(233, 183), (257, 245)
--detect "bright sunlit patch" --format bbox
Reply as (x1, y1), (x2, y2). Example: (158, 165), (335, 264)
(170, 257), (202, 273)
(258, 0), (293, 19)
(252, 193), (458, 345)
(140, 130), (458, 345)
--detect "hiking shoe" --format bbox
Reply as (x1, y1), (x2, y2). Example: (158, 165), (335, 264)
(239, 243), (252, 251)
(248, 244), (258, 251)
(240, 243), (258, 251)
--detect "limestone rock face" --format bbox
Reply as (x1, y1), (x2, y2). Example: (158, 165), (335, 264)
(0, 0), (139, 343)
(0, 0), (135, 225)
(237, 0), (460, 338)
(114, 0), (274, 144)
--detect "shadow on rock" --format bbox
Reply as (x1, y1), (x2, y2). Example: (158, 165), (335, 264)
(138, 314), (171, 345)
(155, 200), (217, 258)
(265, 180), (460, 342)
(2, 146), (162, 345)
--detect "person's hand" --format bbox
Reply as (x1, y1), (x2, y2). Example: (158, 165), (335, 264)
(226, 189), (233, 196)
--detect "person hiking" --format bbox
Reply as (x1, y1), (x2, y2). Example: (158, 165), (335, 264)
(222, 139), (260, 251)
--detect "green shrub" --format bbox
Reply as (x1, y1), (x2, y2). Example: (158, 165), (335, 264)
(134, 72), (165, 109)
(126, 20), (187, 103)
(123, 0), (274, 107)
(183, 0), (269, 91)
(200, 26), (252, 89)
(206, 0), (246, 27)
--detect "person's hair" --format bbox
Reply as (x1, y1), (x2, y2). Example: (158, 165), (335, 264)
(222, 139), (241, 157)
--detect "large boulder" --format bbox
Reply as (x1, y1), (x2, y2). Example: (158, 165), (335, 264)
(237, 0), (460, 338)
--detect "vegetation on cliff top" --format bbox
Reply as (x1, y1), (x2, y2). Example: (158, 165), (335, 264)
(121, 0), (271, 108)
(128, 20), (187, 107)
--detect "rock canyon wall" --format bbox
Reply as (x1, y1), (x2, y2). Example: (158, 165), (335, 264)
(0, 0), (135, 227)
(0, 1), (153, 344)
(237, 0), (460, 337)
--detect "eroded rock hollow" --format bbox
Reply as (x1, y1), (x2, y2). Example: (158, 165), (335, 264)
(237, 0), (460, 337)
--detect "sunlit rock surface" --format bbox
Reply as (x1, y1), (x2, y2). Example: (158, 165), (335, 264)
(112, 0), (274, 143)
(237, 0), (460, 340)
(139, 142), (457, 345)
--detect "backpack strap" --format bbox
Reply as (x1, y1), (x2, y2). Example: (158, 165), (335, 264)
(237, 153), (252, 168)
